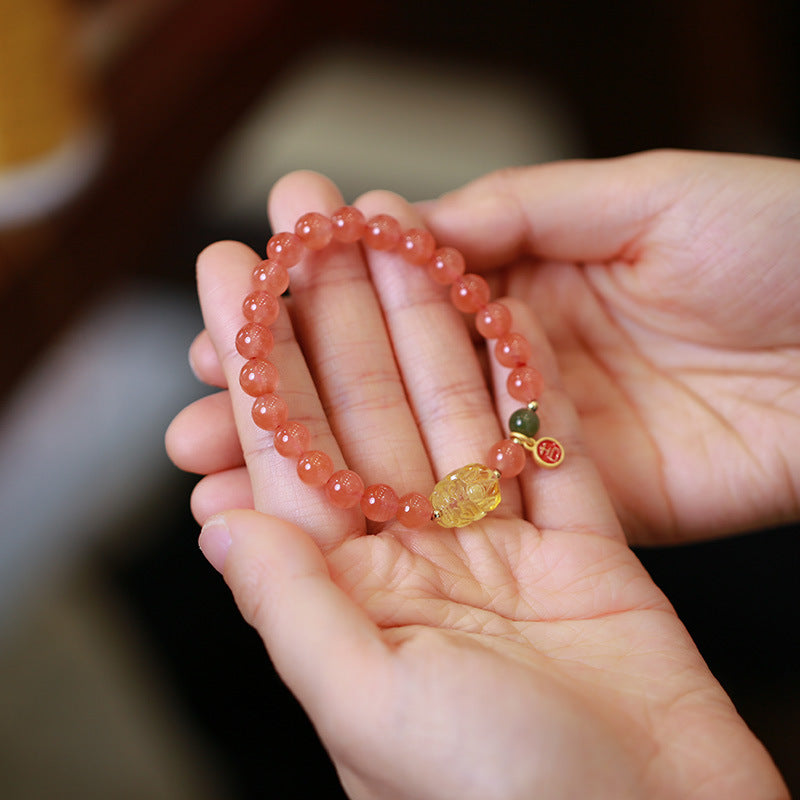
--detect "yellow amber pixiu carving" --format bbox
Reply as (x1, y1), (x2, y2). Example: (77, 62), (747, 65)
(429, 464), (501, 528)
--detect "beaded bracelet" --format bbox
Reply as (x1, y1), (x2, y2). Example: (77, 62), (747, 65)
(235, 207), (564, 530)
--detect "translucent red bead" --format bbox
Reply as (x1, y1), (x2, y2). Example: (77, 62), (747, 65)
(364, 214), (402, 251)
(297, 450), (334, 486)
(451, 273), (491, 313)
(330, 206), (366, 242)
(266, 231), (304, 267)
(251, 393), (288, 430)
(252, 260), (289, 295)
(487, 439), (526, 478)
(243, 291), (280, 325)
(274, 421), (310, 458)
(234, 207), (554, 530)
(397, 492), (434, 529)
(507, 366), (544, 403)
(295, 212), (334, 250)
(325, 470), (365, 509)
(239, 359), (279, 396)
(427, 246), (465, 285)
(236, 323), (274, 359)
(476, 302), (512, 339)
(361, 484), (399, 522)
(399, 228), (436, 265)
(495, 332), (532, 368)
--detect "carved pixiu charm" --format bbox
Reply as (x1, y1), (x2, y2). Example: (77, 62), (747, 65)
(430, 463), (501, 528)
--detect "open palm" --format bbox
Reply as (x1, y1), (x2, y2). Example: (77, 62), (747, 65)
(167, 170), (787, 798)
(421, 150), (800, 544)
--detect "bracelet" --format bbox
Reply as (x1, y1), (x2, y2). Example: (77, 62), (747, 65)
(235, 207), (564, 530)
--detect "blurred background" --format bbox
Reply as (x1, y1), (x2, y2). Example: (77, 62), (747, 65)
(0, 0), (798, 797)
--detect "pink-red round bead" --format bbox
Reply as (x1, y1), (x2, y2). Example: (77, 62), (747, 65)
(507, 366), (544, 404)
(236, 323), (274, 359)
(251, 393), (288, 430)
(397, 492), (433, 529)
(239, 359), (279, 397)
(476, 302), (512, 339)
(297, 450), (334, 486)
(252, 260), (289, 296)
(242, 291), (280, 325)
(330, 206), (366, 242)
(266, 232), (304, 267)
(495, 332), (532, 368)
(364, 214), (402, 251)
(427, 246), (465, 285)
(274, 421), (310, 458)
(325, 469), (365, 509)
(451, 273), (490, 313)
(295, 212), (334, 250)
(361, 484), (399, 522)
(487, 439), (526, 478)
(399, 228), (436, 265)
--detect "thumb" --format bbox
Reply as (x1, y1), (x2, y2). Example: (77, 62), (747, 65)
(419, 151), (675, 268)
(199, 510), (386, 717)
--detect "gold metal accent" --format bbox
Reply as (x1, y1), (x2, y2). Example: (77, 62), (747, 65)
(527, 400), (539, 412)
(510, 431), (537, 452)
(510, 432), (565, 468)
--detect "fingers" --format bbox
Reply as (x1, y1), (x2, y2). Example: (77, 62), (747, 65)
(200, 510), (386, 722)
(353, 189), (523, 516)
(419, 151), (677, 268)
(489, 297), (624, 541)
(190, 468), (253, 525)
(166, 390), (243, 474)
(189, 329), (226, 387)
(196, 237), (363, 549)
(267, 172), (433, 497)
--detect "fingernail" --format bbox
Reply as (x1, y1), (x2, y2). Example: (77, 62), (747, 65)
(199, 515), (231, 573)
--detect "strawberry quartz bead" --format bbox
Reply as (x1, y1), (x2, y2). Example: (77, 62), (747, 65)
(330, 206), (366, 242)
(297, 450), (334, 486)
(239, 359), (279, 396)
(476, 302), (512, 339)
(397, 492), (434, 529)
(252, 260), (289, 296)
(487, 439), (526, 478)
(325, 470), (365, 509)
(399, 228), (436, 265)
(252, 394), (288, 430)
(495, 332), (532, 368)
(364, 214), (402, 251)
(427, 247), (465, 285)
(507, 366), (544, 404)
(236, 323), (274, 359)
(242, 291), (280, 325)
(451, 274), (490, 313)
(274, 421), (310, 458)
(295, 212), (334, 250)
(361, 484), (399, 522)
(267, 231), (304, 267)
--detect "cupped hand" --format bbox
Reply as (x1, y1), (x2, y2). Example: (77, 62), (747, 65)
(166, 171), (786, 799)
(419, 149), (800, 544)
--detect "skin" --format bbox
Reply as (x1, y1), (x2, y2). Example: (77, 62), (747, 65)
(165, 154), (795, 798)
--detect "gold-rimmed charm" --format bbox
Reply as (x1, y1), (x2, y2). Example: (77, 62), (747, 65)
(510, 432), (565, 469)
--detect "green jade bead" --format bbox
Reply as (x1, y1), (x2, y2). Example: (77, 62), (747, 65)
(508, 407), (540, 439)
